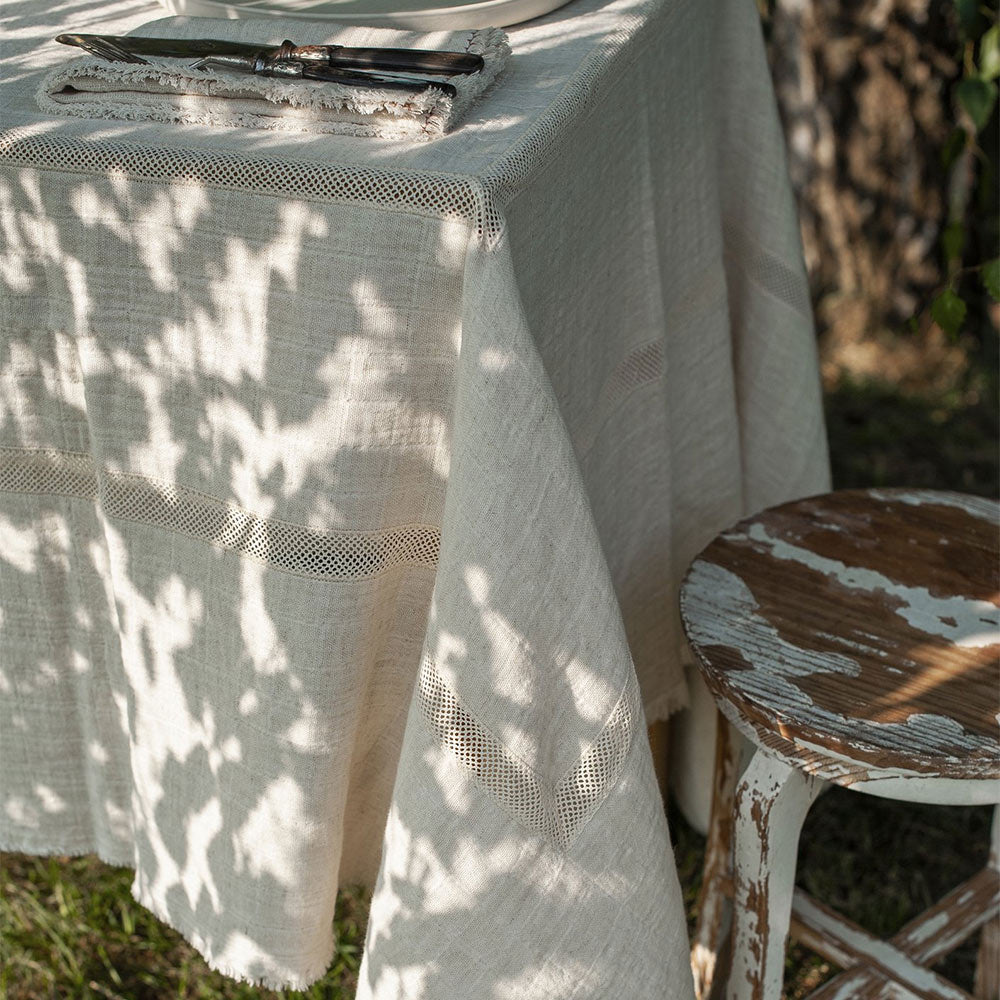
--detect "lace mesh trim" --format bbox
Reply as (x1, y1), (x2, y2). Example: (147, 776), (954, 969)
(0, 128), (502, 241)
(418, 658), (641, 850)
(0, 446), (98, 498)
(479, 8), (656, 213)
(0, 2), (663, 249)
(574, 339), (664, 455)
(722, 221), (813, 319)
(0, 447), (440, 581)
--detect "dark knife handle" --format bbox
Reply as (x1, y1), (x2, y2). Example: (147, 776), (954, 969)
(57, 34), (485, 77)
(300, 45), (484, 76)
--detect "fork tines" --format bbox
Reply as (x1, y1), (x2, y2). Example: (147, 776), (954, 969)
(55, 33), (149, 64)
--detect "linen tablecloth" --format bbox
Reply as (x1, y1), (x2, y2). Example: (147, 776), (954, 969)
(0, 0), (830, 993)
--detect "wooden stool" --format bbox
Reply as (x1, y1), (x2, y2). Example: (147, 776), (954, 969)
(679, 489), (1000, 1000)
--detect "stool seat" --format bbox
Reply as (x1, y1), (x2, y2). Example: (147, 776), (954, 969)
(680, 488), (1000, 1000)
(681, 488), (1000, 786)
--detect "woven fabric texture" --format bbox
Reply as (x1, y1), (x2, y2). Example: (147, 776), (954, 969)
(0, 0), (829, 992)
(38, 26), (511, 139)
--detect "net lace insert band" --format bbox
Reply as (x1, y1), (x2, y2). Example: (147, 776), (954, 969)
(418, 657), (642, 850)
(0, 447), (440, 581)
(4, 445), (642, 846)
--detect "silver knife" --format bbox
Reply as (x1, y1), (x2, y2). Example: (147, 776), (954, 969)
(55, 33), (485, 76)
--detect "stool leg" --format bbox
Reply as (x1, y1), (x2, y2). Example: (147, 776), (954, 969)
(974, 803), (1000, 1000)
(727, 751), (823, 1000)
(692, 712), (740, 999)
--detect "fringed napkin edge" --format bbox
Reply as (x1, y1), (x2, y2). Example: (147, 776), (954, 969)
(37, 27), (510, 139)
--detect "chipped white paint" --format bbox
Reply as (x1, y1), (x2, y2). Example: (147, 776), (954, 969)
(906, 911), (949, 947)
(682, 561), (994, 774)
(794, 856), (1000, 998)
(813, 630), (886, 656)
(804, 971), (874, 1000)
(791, 892), (974, 1000)
(846, 773), (1000, 806)
(698, 743), (998, 1000)
(692, 714), (740, 1000)
(869, 488), (999, 521)
(762, 727), (1000, 804)
(728, 751), (822, 1000)
(713, 696), (1000, 805)
(893, 872), (999, 966)
(682, 562), (863, 682)
(710, 695), (1000, 996)
(681, 489), (1000, 1000)
(681, 488), (1000, 779)
(741, 521), (999, 647)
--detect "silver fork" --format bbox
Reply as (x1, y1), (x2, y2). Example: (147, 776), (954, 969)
(58, 33), (149, 64)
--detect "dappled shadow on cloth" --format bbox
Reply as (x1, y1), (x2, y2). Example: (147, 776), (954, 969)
(1, 165), (456, 987)
(0, 153), (694, 995)
(359, 698), (689, 999)
(0, 0), (839, 990)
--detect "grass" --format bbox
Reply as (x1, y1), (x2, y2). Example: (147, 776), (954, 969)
(0, 853), (368, 1000)
(2, 330), (997, 999)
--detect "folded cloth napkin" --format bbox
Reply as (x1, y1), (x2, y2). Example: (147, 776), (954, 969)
(37, 21), (510, 139)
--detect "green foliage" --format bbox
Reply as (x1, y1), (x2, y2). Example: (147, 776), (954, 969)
(917, 2), (1000, 338)
(953, 0), (979, 37)
(982, 257), (1000, 300)
(981, 24), (1000, 79)
(957, 75), (998, 130)
(941, 127), (967, 168)
(941, 220), (966, 264)
(931, 288), (968, 336)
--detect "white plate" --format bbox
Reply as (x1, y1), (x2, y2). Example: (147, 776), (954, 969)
(158, 0), (570, 29)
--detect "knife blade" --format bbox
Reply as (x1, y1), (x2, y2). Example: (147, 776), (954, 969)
(55, 34), (485, 76)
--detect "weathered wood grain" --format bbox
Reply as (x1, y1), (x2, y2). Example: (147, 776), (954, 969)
(680, 489), (1000, 1000)
(681, 489), (1000, 782)
(973, 806), (999, 1000)
(794, 864), (1000, 1000)
(692, 713), (740, 1000)
(790, 891), (976, 1000)
(728, 751), (823, 1000)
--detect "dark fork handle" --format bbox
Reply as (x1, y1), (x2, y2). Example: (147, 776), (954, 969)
(300, 64), (458, 98)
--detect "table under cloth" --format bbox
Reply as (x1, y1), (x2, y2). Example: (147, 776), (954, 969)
(0, 0), (830, 993)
